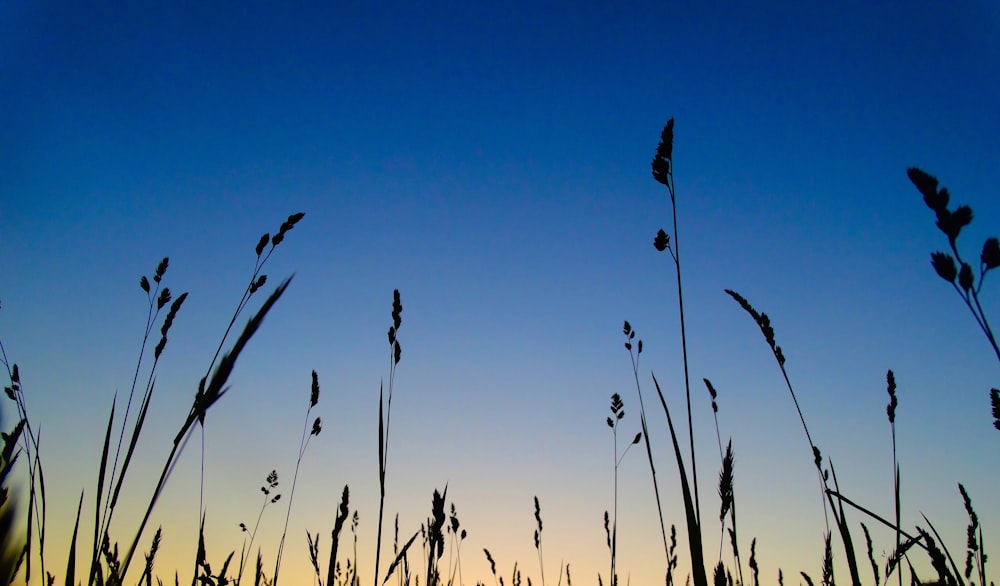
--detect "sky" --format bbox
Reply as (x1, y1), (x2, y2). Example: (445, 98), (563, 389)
(2, 2), (999, 585)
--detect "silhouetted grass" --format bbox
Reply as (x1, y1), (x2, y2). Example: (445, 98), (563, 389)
(0, 123), (992, 586)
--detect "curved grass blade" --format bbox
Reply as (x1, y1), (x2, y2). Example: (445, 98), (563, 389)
(66, 491), (83, 586)
(90, 394), (116, 586)
(383, 530), (420, 586)
(653, 373), (707, 586)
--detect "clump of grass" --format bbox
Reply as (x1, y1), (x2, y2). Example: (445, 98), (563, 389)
(0, 363), (28, 584)
(0, 212), (305, 586)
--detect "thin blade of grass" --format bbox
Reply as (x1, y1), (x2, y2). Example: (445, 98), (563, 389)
(110, 380), (156, 510)
(920, 515), (964, 586)
(34, 434), (47, 581)
(24, 454), (33, 583)
(378, 382), (385, 488)
(66, 491), (83, 586)
(91, 394), (116, 586)
(825, 461), (861, 586)
(825, 490), (923, 549)
(192, 514), (206, 586)
(383, 531), (420, 586)
(638, 407), (670, 559)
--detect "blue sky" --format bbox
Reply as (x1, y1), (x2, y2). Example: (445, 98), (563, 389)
(2, 3), (999, 585)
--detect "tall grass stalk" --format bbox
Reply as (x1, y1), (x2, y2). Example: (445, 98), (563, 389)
(375, 289), (403, 586)
(605, 394), (641, 586)
(621, 322), (670, 559)
(273, 370), (323, 585)
(648, 119), (710, 586)
(650, 118), (702, 529)
(100, 257), (174, 574)
(885, 370), (902, 586)
(237, 470), (281, 585)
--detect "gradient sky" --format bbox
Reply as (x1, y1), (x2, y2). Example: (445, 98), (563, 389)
(2, 3), (999, 586)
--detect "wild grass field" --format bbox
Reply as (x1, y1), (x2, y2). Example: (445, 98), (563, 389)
(0, 120), (996, 586)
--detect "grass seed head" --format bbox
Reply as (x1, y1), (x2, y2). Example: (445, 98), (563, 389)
(930, 252), (958, 283)
(651, 119), (674, 186)
(981, 237), (1000, 270)
(255, 233), (269, 256)
(153, 257), (169, 283)
(653, 229), (670, 252)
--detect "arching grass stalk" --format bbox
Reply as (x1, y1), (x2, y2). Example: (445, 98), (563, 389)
(907, 168), (1000, 362)
(375, 289), (403, 586)
(906, 168), (1000, 429)
(725, 289), (862, 586)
